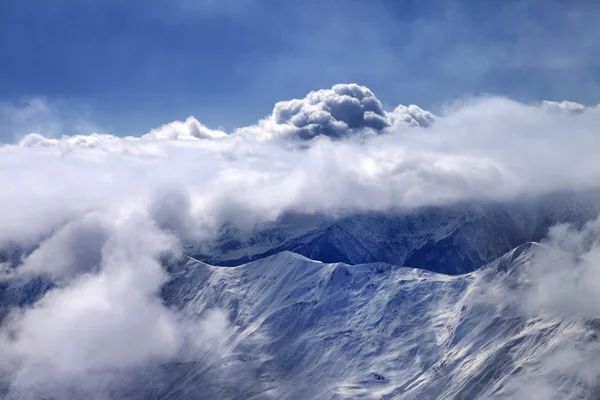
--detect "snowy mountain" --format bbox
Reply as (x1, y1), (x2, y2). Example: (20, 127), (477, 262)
(46, 242), (589, 399)
(193, 190), (600, 274)
(2, 237), (598, 399)
(1, 192), (599, 399)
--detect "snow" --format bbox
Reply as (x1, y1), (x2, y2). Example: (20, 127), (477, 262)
(149, 243), (591, 399)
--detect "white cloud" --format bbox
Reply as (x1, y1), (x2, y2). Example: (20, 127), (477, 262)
(541, 100), (588, 114)
(0, 214), (231, 397)
(483, 216), (600, 399)
(0, 97), (100, 142)
(525, 217), (600, 318)
(387, 103), (436, 128)
(143, 116), (227, 140)
(17, 213), (110, 281)
(18, 117), (226, 154)
(5, 91), (600, 246)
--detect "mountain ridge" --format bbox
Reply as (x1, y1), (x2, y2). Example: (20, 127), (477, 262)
(191, 190), (599, 275)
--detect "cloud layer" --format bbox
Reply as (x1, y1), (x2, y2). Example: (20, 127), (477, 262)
(0, 83), (599, 397)
(8, 85), (599, 246)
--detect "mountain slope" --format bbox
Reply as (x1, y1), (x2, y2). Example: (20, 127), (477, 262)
(2, 242), (597, 399)
(155, 243), (594, 399)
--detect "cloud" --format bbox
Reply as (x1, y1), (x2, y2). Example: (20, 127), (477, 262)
(5, 90), (600, 246)
(18, 116), (225, 153)
(481, 216), (600, 399)
(387, 103), (436, 128)
(541, 100), (589, 114)
(0, 97), (100, 143)
(16, 213), (110, 281)
(0, 213), (231, 398)
(525, 217), (600, 319)
(236, 83), (434, 140)
(143, 116), (227, 140)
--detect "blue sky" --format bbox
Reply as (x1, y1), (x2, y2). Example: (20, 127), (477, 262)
(1, 0), (599, 139)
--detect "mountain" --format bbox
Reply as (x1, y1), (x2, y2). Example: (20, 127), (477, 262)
(192, 190), (600, 274)
(143, 243), (594, 399)
(2, 242), (597, 399)
(2, 191), (599, 399)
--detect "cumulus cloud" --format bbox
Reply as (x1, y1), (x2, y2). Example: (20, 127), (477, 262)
(1, 84), (600, 397)
(143, 116), (227, 140)
(235, 83), (434, 140)
(387, 103), (436, 128)
(18, 116), (226, 154)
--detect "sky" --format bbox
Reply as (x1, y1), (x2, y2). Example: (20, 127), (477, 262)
(1, 0), (599, 140)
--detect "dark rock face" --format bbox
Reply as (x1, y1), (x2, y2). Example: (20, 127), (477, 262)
(0, 275), (54, 322)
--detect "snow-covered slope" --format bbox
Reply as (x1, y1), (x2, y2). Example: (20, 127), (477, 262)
(2, 192), (599, 399)
(151, 243), (593, 399)
(2, 241), (597, 399)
